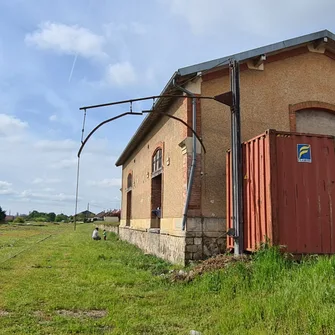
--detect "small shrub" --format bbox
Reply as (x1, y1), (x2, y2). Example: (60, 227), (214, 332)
(252, 245), (289, 290)
(206, 271), (222, 292)
(14, 217), (25, 223)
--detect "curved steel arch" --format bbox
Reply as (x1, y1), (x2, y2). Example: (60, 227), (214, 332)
(78, 112), (142, 158)
(142, 110), (206, 153)
(78, 110), (206, 158)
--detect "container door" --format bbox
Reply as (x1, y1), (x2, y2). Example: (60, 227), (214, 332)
(275, 134), (335, 254)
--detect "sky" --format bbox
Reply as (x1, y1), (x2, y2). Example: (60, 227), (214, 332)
(0, 0), (334, 216)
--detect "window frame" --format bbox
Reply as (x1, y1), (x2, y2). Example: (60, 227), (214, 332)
(127, 173), (133, 191)
(152, 148), (163, 177)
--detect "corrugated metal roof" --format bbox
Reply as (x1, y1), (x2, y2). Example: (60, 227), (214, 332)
(115, 30), (335, 167)
(178, 30), (335, 76)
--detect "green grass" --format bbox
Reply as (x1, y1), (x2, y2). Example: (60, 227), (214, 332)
(100, 222), (120, 227)
(1, 223), (335, 334)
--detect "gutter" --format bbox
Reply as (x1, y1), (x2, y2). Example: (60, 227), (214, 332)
(173, 79), (197, 231)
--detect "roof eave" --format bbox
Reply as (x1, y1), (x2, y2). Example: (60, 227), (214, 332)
(178, 29), (335, 77)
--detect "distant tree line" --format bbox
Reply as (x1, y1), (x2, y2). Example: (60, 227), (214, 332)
(26, 210), (70, 223)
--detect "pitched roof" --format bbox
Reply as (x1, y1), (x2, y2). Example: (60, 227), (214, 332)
(105, 209), (121, 217)
(95, 211), (106, 218)
(178, 30), (335, 76)
(115, 30), (335, 167)
(78, 210), (95, 216)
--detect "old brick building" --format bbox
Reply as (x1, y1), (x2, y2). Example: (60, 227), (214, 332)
(115, 30), (335, 264)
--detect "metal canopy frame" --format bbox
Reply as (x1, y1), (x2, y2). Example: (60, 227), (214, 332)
(75, 65), (244, 257)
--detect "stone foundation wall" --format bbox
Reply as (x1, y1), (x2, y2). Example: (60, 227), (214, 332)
(104, 225), (186, 265)
(103, 225), (119, 234)
(101, 217), (226, 265)
(185, 217), (226, 262)
(104, 217), (119, 223)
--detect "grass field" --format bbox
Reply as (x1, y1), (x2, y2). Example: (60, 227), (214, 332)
(1, 223), (335, 334)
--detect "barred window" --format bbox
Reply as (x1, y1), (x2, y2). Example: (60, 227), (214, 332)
(127, 173), (132, 189)
(152, 149), (162, 174)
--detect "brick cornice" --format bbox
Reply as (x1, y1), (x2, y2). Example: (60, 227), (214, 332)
(202, 47), (335, 83)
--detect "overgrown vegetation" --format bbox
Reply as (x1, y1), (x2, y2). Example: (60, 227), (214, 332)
(13, 216), (25, 223)
(1, 223), (335, 334)
(26, 210), (70, 223)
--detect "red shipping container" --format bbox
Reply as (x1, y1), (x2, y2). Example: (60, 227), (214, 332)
(227, 129), (335, 254)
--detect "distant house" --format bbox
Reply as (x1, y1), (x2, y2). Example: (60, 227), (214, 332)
(104, 209), (121, 223)
(5, 215), (15, 222)
(76, 210), (95, 222)
(78, 210), (95, 217)
(93, 211), (106, 221)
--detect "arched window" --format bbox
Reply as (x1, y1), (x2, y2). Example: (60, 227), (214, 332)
(289, 101), (335, 133)
(152, 148), (162, 175)
(127, 173), (132, 189)
(296, 110), (335, 135)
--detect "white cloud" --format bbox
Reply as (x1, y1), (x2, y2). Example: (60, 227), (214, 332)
(49, 114), (57, 121)
(105, 62), (137, 86)
(32, 178), (61, 185)
(0, 181), (12, 189)
(0, 189), (15, 195)
(104, 22), (149, 37)
(88, 178), (121, 188)
(165, 0), (226, 35)
(130, 22), (148, 35)
(43, 187), (55, 192)
(44, 89), (78, 131)
(19, 190), (77, 202)
(165, 0), (335, 37)
(0, 114), (28, 137)
(51, 158), (77, 169)
(0, 181), (15, 195)
(34, 139), (77, 152)
(25, 21), (107, 60)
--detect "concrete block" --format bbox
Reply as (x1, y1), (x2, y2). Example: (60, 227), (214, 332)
(186, 218), (203, 232)
(186, 244), (201, 253)
(203, 218), (224, 232)
(193, 251), (204, 260)
(186, 231), (196, 238)
(185, 252), (193, 261)
(203, 244), (211, 257)
(203, 231), (223, 238)
(217, 237), (226, 246)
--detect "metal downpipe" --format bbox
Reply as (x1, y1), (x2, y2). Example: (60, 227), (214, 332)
(173, 81), (197, 231)
(182, 97), (197, 230)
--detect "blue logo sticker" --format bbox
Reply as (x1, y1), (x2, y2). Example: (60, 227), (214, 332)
(297, 144), (311, 163)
